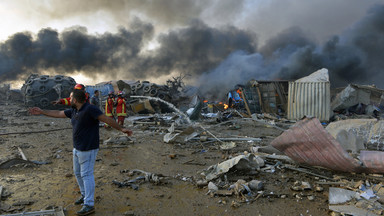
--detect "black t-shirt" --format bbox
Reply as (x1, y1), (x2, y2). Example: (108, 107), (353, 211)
(64, 103), (103, 151)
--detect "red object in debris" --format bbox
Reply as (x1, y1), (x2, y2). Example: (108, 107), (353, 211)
(271, 117), (384, 174)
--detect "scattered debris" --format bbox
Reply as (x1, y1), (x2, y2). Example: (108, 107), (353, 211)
(329, 205), (377, 216)
(332, 83), (384, 118)
(0, 207), (65, 216)
(7, 68), (384, 215)
(200, 153), (265, 181)
(0, 158), (37, 169)
(17, 147), (27, 161)
(329, 187), (358, 204)
(103, 135), (135, 145)
(271, 117), (384, 174)
(113, 169), (168, 190)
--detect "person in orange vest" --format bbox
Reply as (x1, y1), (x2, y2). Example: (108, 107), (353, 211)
(52, 84), (89, 105)
(104, 91), (116, 128)
(116, 91), (127, 126)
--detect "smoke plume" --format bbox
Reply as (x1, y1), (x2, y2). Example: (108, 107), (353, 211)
(0, 2), (384, 101)
(198, 4), (384, 99)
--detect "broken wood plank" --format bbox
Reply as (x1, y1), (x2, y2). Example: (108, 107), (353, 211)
(255, 85), (264, 113)
(240, 90), (252, 117)
(17, 147), (28, 161)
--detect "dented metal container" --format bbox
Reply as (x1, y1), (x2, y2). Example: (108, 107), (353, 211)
(287, 82), (331, 121)
(244, 80), (289, 114)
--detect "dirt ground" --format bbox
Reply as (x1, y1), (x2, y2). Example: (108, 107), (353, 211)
(0, 100), (333, 216)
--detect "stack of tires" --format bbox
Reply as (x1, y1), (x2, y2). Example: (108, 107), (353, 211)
(130, 81), (171, 101)
(21, 74), (76, 109)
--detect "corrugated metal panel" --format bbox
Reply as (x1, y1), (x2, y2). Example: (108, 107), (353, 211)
(287, 82), (330, 121)
(271, 118), (361, 173)
(271, 117), (384, 174)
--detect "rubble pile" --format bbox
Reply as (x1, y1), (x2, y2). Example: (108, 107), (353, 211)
(3, 68), (384, 215)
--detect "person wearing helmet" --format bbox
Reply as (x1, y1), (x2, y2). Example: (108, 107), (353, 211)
(52, 84), (90, 105)
(74, 83), (85, 90)
(116, 91), (127, 126)
(104, 91), (116, 128)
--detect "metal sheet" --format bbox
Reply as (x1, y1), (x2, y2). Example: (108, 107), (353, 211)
(271, 117), (384, 173)
(287, 82), (330, 121)
(271, 118), (362, 173)
(271, 117), (384, 174)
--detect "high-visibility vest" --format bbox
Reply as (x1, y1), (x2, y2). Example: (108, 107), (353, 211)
(59, 93), (89, 105)
(60, 97), (71, 105)
(116, 97), (127, 117)
(105, 98), (115, 117)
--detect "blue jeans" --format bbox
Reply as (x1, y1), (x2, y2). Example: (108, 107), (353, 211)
(73, 148), (98, 206)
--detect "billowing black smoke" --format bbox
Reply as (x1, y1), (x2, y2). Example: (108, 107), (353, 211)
(0, 18), (256, 85)
(1, 4), (384, 101)
(132, 20), (256, 78)
(198, 4), (384, 99)
(264, 4), (384, 86)
(0, 18), (154, 81)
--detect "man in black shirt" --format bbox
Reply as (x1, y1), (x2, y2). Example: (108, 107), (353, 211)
(29, 89), (132, 215)
(90, 90), (100, 108)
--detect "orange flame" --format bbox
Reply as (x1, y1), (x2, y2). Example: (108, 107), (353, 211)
(224, 104), (228, 109)
(203, 100), (208, 103)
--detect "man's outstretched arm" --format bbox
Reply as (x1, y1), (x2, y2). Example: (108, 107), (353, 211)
(29, 107), (66, 118)
(98, 114), (133, 136)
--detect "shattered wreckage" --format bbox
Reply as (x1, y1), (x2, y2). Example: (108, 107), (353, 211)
(2, 68), (384, 215)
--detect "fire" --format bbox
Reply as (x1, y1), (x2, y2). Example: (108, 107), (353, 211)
(218, 102), (229, 109)
(203, 100), (208, 103)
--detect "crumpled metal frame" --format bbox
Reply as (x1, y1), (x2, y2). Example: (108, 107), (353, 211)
(271, 117), (384, 174)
